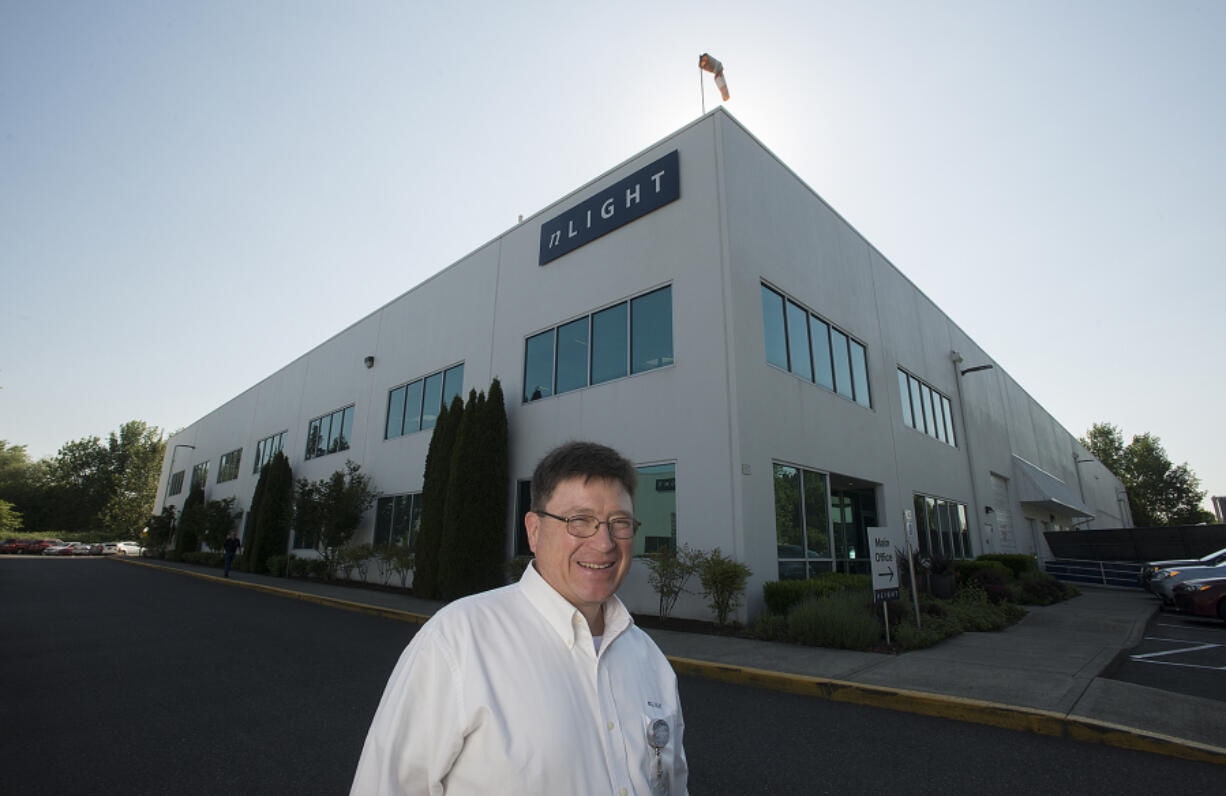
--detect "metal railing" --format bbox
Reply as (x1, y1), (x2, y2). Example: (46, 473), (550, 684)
(1042, 559), (1143, 589)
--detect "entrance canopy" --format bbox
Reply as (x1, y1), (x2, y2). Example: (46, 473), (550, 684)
(1012, 455), (1093, 519)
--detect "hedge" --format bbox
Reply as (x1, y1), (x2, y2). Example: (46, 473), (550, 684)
(975, 554), (1038, 578)
(763, 572), (871, 615)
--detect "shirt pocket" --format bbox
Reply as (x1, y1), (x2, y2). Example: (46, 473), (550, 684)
(640, 704), (680, 789)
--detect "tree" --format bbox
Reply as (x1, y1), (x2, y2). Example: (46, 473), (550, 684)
(415, 394), (464, 599)
(643, 544), (702, 621)
(0, 499), (21, 535)
(97, 421), (166, 538)
(146, 506), (176, 557)
(201, 497), (241, 551)
(1081, 422), (1212, 526)
(175, 484), (207, 554)
(295, 460), (378, 579)
(247, 453), (294, 575)
(438, 380), (509, 600)
(46, 436), (114, 533)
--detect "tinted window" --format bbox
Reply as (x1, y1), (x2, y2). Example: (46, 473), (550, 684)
(524, 330), (555, 401)
(386, 385), (406, 439)
(849, 339), (870, 407)
(898, 370), (913, 427)
(442, 364), (465, 408)
(591, 303), (628, 384)
(555, 317), (589, 394)
(830, 328), (852, 399)
(810, 315), (834, 390)
(402, 380), (424, 434)
(420, 372), (443, 430)
(785, 300), (812, 381)
(761, 286), (788, 370)
(630, 286), (673, 374)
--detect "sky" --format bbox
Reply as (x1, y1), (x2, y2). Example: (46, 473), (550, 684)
(2, 1), (1223, 509)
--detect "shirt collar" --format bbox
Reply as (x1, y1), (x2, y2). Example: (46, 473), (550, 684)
(518, 561), (633, 651)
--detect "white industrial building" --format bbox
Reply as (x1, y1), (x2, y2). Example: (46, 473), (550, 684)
(155, 109), (1131, 622)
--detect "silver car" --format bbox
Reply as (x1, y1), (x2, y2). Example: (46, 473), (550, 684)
(1152, 558), (1226, 605)
(116, 541), (145, 557)
(1140, 547), (1226, 592)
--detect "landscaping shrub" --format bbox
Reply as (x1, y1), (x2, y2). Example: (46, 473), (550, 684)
(696, 548), (752, 626)
(742, 612), (787, 642)
(953, 559), (1010, 585)
(1016, 571), (1078, 605)
(643, 544), (701, 621)
(763, 573), (871, 615)
(307, 558), (328, 579)
(965, 565), (1013, 603)
(786, 591), (882, 650)
(266, 554), (288, 577)
(287, 556), (308, 578)
(976, 553), (1038, 578)
(181, 551), (224, 568)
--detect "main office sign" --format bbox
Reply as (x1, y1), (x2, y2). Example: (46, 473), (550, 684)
(539, 150), (680, 266)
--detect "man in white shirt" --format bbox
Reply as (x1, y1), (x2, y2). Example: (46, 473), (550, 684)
(351, 441), (688, 795)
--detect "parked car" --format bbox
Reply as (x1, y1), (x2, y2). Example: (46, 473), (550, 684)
(1140, 547), (1226, 592)
(116, 541), (145, 557)
(23, 539), (61, 555)
(1172, 577), (1226, 622)
(43, 541), (75, 556)
(101, 542), (119, 555)
(0, 538), (24, 554)
(1151, 559), (1226, 606)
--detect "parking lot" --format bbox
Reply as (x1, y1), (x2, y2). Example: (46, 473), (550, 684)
(1105, 604), (1226, 703)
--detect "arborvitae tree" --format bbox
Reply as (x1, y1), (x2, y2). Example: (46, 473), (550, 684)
(145, 505), (176, 557)
(438, 390), (482, 600)
(250, 452), (293, 574)
(175, 483), (206, 554)
(475, 379), (509, 587)
(201, 497), (241, 551)
(242, 463), (269, 571)
(414, 395), (464, 599)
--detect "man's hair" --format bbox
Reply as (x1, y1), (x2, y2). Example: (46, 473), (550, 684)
(530, 441), (637, 511)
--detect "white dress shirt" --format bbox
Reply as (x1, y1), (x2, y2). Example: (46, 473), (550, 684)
(351, 562), (688, 795)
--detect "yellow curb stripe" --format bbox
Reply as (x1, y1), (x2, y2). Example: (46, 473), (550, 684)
(665, 656), (1226, 766)
(111, 556), (431, 625)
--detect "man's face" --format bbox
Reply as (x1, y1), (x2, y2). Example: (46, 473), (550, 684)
(525, 475), (634, 622)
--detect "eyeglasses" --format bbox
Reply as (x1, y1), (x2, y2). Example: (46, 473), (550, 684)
(536, 510), (641, 540)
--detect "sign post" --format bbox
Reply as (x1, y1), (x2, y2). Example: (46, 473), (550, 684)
(868, 527), (899, 645)
(904, 509), (921, 629)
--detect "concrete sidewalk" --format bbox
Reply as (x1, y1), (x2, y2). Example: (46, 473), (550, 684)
(114, 557), (1226, 764)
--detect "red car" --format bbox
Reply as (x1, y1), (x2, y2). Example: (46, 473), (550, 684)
(1172, 577), (1226, 622)
(0, 538), (25, 554)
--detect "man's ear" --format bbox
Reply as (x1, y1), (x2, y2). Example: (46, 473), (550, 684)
(524, 512), (541, 553)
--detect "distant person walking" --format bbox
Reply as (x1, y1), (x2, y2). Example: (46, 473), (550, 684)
(223, 531), (241, 578)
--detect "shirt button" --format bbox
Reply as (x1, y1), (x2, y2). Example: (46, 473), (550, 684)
(607, 721), (614, 730)
(566, 640), (573, 648)
(620, 789), (627, 796)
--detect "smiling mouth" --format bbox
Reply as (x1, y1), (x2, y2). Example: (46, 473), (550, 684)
(577, 561), (614, 570)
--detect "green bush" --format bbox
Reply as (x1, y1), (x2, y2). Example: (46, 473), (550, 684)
(1015, 571), (1078, 605)
(787, 591), (883, 650)
(953, 559), (1010, 585)
(266, 554), (288, 577)
(307, 558), (328, 579)
(287, 556), (308, 578)
(181, 551), (224, 567)
(976, 553), (1038, 578)
(744, 613), (788, 642)
(643, 544), (701, 621)
(696, 548), (752, 626)
(763, 572), (871, 615)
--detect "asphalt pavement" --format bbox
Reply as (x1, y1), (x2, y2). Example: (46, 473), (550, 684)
(113, 556), (1226, 763)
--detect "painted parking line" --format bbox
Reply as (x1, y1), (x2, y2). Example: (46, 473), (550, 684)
(1131, 637), (1226, 671)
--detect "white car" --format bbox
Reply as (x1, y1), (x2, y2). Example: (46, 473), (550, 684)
(1152, 558), (1226, 605)
(101, 542), (119, 555)
(116, 541), (146, 557)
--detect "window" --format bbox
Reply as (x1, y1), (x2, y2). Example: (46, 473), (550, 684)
(167, 470), (185, 497)
(252, 431), (287, 474)
(635, 463), (676, 556)
(760, 283), (871, 408)
(912, 493), (970, 558)
(305, 405), (354, 460)
(217, 448), (242, 483)
(773, 463), (831, 580)
(190, 461), (210, 492)
(898, 368), (957, 447)
(373, 493), (422, 548)
(524, 286), (673, 403)
(386, 363), (464, 439)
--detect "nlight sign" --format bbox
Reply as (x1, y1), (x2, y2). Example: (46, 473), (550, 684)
(538, 150), (679, 266)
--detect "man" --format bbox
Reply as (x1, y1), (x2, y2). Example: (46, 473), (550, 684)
(351, 441), (688, 795)
(222, 531), (241, 578)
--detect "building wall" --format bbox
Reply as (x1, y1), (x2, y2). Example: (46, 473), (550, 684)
(155, 109), (1129, 622)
